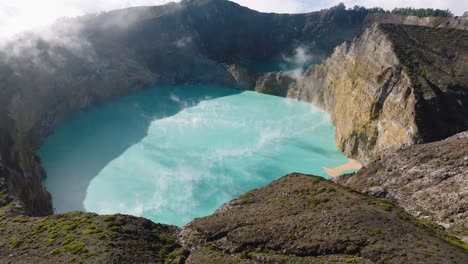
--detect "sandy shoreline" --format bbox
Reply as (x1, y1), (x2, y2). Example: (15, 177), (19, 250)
(323, 159), (362, 178)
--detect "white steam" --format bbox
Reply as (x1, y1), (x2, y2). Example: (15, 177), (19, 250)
(2, 0), (465, 41)
(281, 46), (316, 81)
(0, 0), (174, 40)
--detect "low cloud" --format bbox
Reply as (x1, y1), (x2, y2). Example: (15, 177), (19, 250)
(281, 46), (318, 81)
(0, 0), (174, 40)
(1, 0), (467, 41)
(283, 46), (314, 67)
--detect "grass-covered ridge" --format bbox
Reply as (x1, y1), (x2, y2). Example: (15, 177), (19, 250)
(0, 206), (186, 263)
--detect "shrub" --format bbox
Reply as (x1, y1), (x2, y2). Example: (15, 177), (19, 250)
(10, 237), (23, 248)
(9, 215), (28, 223)
(103, 215), (116, 222)
(50, 248), (60, 255)
(63, 241), (87, 254)
(45, 238), (55, 246)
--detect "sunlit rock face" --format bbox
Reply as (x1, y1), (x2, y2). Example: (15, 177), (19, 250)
(39, 85), (350, 226)
(288, 24), (468, 163)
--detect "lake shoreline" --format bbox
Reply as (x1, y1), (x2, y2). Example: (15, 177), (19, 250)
(323, 159), (363, 178)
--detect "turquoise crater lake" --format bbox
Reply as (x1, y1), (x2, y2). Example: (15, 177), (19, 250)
(39, 85), (349, 226)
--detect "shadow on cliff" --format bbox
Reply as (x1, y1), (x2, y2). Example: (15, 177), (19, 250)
(38, 85), (242, 213)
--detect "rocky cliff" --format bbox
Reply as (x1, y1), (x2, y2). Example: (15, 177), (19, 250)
(335, 132), (468, 243)
(286, 23), (468, 163)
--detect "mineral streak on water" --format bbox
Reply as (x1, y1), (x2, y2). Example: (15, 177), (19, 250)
(39, 85), (349, 226)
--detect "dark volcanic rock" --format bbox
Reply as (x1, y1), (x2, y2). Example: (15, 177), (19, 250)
(335, 133), (468, 243)
(181, 174), (468, 263)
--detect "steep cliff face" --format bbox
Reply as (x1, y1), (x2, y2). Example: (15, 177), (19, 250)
(288, 23), (468, 163)
(180, 0), (367, 63)
(289, 24), (418, 162)
(335, 132), (468, 243)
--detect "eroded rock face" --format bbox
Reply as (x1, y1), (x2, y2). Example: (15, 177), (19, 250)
(181, 174), (468, 263)
(287, 24), (468, 163)
(335, 133), (468, 242)
(291, 24), (417, 163)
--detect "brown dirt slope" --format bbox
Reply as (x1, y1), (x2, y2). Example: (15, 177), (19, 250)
(182, 174), (468, 263)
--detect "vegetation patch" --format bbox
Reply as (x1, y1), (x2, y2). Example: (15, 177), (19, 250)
(10, 237), (23, 248)
(63, 241), (87, 254)
(9, 215), (29, 223)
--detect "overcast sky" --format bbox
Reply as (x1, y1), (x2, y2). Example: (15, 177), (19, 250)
(1, 0), (467, 39)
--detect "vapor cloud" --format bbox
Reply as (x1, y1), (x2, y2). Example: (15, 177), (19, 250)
(281, 46), (316, 80)
(0, 0), (174, 39)
(1, 0), (467, 40)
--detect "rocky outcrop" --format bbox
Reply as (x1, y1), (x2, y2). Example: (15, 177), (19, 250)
(226, 65), (259, 89)
(254, 72), (296, 97)
(335, 132), (468, 243)
(365, 13), (468, 30)
(287, 23), (468, 163)
(181, 174), (468, 263)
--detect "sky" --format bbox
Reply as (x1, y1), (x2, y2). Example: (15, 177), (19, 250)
(1, 0), (467, 40)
